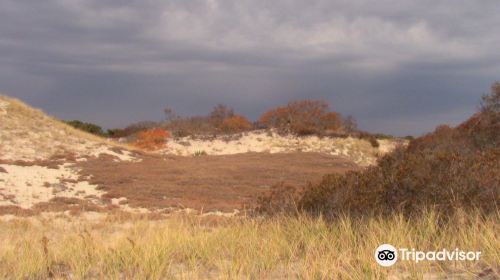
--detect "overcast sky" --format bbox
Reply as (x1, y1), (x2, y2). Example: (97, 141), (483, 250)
(1, 0), (499, 136)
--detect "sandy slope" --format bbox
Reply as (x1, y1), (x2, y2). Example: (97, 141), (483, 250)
(0, 95), (137, 210)
(0, 95), (137, 162)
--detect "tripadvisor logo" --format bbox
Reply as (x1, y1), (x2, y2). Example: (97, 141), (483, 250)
(375, 244), (397, 267)
(375, 244), (481, 267)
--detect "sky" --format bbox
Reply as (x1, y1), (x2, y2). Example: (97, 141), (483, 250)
(1, 0), (499, 136)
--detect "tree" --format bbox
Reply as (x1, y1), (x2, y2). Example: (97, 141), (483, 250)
(343, 115), (358, 132)
(209, 104), (234, 127)
(258, 100), (346, 135)
(164, 106), (179, 123)
(481, 82), (500, 114)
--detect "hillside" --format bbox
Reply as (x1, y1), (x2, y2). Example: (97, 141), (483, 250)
(0, 95), (139, 211)
(0, 95), (136, 162)
(0, 95), (403, 215)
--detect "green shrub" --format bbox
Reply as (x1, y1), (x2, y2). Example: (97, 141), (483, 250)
(193, 150), (207, 156)
(107, 121), (160, 138)
(404, 135), (415, 141)
(65, 120), (105, 136)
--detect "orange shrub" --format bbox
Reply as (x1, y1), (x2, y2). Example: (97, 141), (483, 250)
(220, 115), (253, 132)
(134, 128), (170, 151)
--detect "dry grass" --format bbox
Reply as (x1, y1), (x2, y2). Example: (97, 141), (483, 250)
(0, 211), (497, 279)
(75, 152), (356, 211)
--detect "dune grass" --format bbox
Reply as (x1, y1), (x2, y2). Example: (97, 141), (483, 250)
(0, 210), (497, 279)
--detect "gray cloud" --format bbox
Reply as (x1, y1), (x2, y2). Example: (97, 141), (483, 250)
(1, 0), (499, 136)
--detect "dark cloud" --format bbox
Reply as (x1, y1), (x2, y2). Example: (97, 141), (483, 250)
(1, 0), (499, 136)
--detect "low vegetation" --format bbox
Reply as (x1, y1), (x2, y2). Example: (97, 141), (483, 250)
(64, 120), (106, 137)
(163, 104), (254, 137)
(0, 211), (497, 279)
(107, 121), (160, 139)
(261, 83), (500, 218)
(104, 100), (389, 146)
(219, 115), (253, 133)
(133, 128), (170, 151)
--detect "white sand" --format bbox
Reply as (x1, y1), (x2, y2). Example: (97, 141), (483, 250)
(163, 130), (403, 166)
(0, 163), (103, 208)
(87, 145), (139, 162)
(0, 100), (8, 115)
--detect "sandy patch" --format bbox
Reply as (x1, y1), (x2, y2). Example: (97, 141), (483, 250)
(0, 134), (139, 162)
(164, 131), (403, 166)
(0, 100), (8, 115)
(0, 163), (103, 208)
(87, 145), (140, 162)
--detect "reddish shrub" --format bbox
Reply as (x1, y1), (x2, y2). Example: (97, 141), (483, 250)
(163, 104), (254, 137)
(220, 115), (252, 133)
(258, 106), (289, 129)
(134, 128), (170, 151)
(258, 100), (347, 135)
(297, 140), (499, 218)
(261, 83), (500, 217)
(321, 112), (343, 131)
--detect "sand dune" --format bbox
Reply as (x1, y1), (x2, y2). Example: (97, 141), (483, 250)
(0, 95), (402, 214)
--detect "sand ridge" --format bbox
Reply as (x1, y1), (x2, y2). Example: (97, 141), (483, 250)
(0, 95), (140, 162)
(163, 130), (402, 166)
